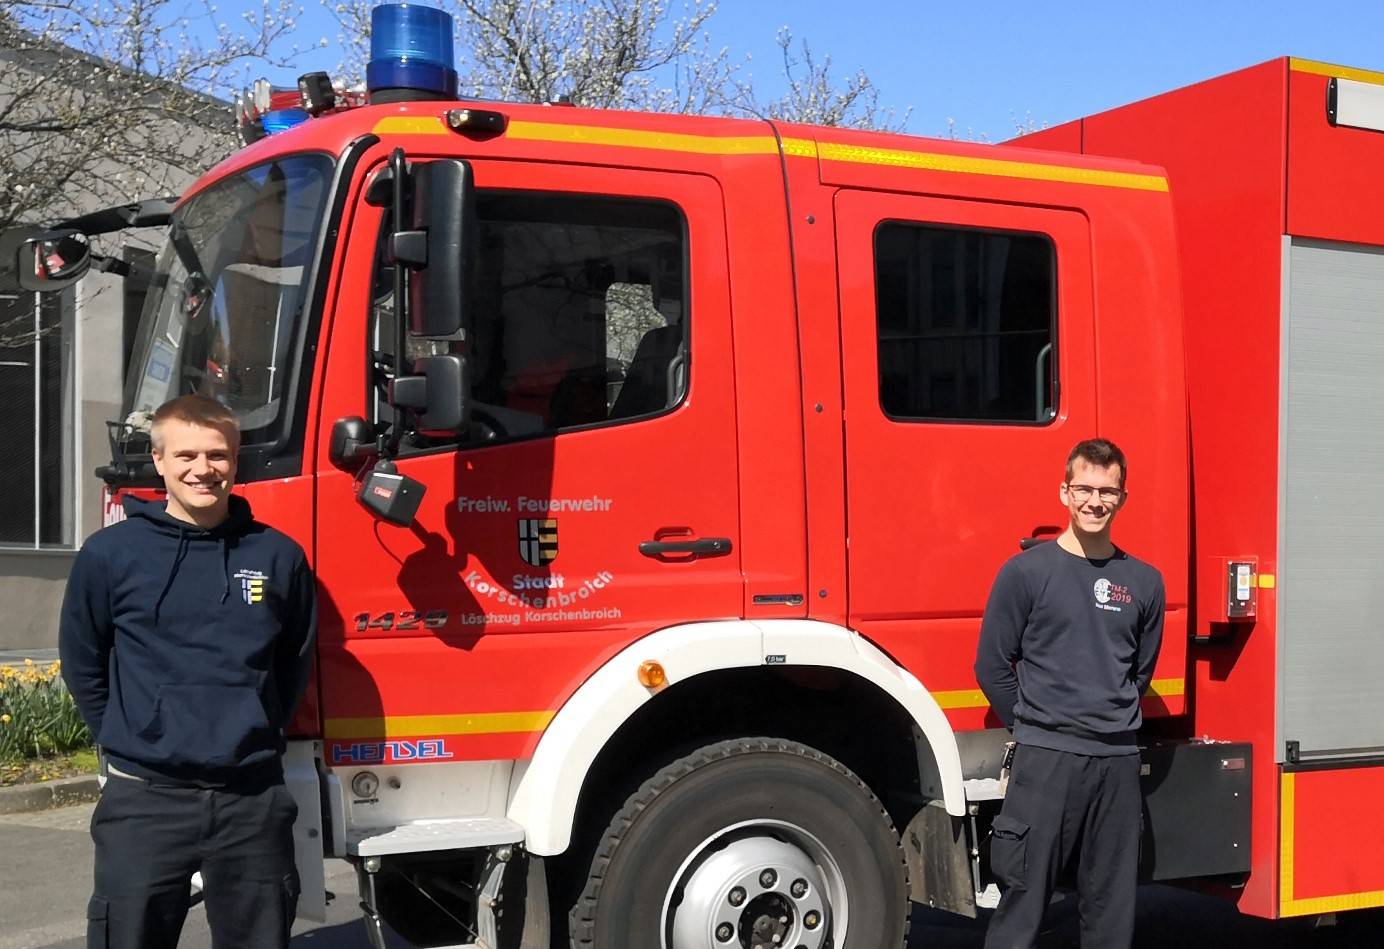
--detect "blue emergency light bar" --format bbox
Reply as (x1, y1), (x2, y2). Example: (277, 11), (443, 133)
(260, 108), (309, 135)
(367, 3), (458, 99)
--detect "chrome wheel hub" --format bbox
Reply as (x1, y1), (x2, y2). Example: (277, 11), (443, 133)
(664, 822), (845, 949)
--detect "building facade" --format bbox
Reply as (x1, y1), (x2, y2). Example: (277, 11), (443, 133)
(0, 35), (227, 649)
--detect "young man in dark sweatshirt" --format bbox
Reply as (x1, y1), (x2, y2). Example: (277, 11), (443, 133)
(60, 394), (317, 949)
(974, 438), (1164, 949)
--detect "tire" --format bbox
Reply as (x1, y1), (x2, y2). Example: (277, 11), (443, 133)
(569, 737), (909, 949)
(497, 851), (551, 949)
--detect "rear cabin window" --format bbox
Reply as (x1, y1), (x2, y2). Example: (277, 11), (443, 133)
(874, 222), (1056, 423)
(372, 192), (687, 449)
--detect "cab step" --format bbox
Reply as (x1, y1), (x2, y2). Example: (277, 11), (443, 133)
(347, 817), (525, 856)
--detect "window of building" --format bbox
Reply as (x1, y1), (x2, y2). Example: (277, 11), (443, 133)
(371, 191), (687, 449)
(875, 222), (1056, 423)
(0, 288), (77, 548)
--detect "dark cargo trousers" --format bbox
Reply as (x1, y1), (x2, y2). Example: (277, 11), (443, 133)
(87, 774), (299, 949)
(984, 744), (1142, 949)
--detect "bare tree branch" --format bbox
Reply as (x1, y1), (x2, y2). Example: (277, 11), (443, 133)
(726, 27), (910, 132)
(0, 0), (308, 236)
(323, 0), (904, 126)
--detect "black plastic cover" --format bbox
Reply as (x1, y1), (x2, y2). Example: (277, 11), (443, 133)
(357, 462), (425, 526)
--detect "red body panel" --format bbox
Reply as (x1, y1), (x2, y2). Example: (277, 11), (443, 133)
(1287, 69), (1384, 247)
(313, 149), (754, 764)
(1020, 57), (1384, 919)
(1281, 768), (1384, 915)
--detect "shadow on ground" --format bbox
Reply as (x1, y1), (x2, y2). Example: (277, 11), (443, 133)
(908, 885), (1384, 948)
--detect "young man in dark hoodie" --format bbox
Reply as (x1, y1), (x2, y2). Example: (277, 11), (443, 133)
(60, 394), (317, 949)
(974, 439), (1164, 949)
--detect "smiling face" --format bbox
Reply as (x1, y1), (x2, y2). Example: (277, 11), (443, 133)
(1060, 457), (1126, 540)
(151, 418), (238, 527)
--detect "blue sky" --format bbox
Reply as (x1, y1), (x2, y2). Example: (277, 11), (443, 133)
(258, 0), (1384, 141)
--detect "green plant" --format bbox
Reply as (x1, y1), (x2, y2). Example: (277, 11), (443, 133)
(0, 660), (92, 762)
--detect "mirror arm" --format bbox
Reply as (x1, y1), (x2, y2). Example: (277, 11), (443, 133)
(388, 146), (410, 458)
(89, 253), (131, 277)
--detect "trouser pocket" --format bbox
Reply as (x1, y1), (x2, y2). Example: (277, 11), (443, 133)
(989, 815), (1031, 890)
(282, 870), (301, 937)
(86, 896), (109, 949)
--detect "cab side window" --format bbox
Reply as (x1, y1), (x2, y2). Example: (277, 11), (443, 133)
(875, 222), (1056, 423)
(372, 192), (687, 449)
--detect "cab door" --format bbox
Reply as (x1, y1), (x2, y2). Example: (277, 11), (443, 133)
(313, 156), (741, 766)
(835, 191), (1097, 725)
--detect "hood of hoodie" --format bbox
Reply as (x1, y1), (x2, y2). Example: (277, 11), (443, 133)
(124, 495), (254, 616)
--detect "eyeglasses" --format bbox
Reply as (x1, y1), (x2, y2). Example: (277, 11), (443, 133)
(1065, 483), (1124, 504)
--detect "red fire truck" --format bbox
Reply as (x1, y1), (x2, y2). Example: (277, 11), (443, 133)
(15, 3), (1384, 943)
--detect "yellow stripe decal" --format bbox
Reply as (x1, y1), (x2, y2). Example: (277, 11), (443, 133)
(325, 710), (555, 740)
(1147, 677), (1185, 698)
(933, 677), (1183, 711)
(368, 117), (1153, 191)
(932, 688), (990, 710)
(1280, 771), (1296, 911)
(1258, 573), (1277, 589)
(816, 141), (1168, 192)
(1290, 58), (1384, 87)
(506, 121), (780, 155)
(372, 116), (449, 135)
(1279, 770), (1384, 914)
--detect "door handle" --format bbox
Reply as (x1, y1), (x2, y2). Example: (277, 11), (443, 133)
(1020, 526), (1062, 550)
(639, 537), (733, 558)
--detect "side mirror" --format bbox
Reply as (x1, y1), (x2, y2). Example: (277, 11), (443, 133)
(329, 416), (377, 466)
(389, 354), (468, 435)
(15, 229), (91, 291)
(391, 159), (475, 341)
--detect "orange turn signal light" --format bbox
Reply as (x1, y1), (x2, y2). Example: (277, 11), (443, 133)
(638, 660), (667, 689)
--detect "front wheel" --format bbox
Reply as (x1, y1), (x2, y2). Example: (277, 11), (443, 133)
(569, 737), (909, 949)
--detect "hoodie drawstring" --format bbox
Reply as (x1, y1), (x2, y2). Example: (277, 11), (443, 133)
(154, 528), (190, 622)
(221, 537), (231, 603)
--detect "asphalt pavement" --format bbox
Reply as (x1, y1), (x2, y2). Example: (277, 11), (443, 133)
(1, 802), (1379, 948)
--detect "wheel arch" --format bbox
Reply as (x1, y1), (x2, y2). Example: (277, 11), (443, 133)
(506, 618), (966, 856)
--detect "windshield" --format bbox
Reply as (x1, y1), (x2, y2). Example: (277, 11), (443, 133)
(122, 153), (333, 451)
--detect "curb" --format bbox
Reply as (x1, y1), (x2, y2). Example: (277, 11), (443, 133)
(0, 774), (100, 815)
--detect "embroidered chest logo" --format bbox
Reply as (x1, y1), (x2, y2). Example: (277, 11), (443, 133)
(1093, 578), (1132, 612)
(517, 518), (558, 567)
(235, 568), (268, 605)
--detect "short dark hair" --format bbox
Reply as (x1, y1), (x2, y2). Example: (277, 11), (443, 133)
(150, 395), (240, 452)
(1066, 438), (1127, 487)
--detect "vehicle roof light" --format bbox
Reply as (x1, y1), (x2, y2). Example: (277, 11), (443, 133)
(261, 108), (310, 135)
(444, 107), (507, 135)
(298, 71), (337, 117)
(367, 3), (457, 101)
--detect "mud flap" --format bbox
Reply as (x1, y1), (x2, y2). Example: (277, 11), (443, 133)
(903, 799), (977, 918)
(284, 741), (327, 922)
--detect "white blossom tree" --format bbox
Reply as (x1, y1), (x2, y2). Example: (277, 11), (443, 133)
(326, 0), (902, 128)
(730, 27), (910, 132)
(0, 0), (316, 343)
(0, 0), (316, 233)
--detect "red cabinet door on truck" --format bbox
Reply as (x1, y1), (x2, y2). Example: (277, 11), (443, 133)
(314, 156), (742, 766)
(834, 192), (1097, 730)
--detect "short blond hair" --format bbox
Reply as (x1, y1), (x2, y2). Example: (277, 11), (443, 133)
(150, 395), (240, 452)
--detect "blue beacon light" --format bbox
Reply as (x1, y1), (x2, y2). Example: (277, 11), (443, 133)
(367, 3), (458, 101)
(260, 108), (309, 135)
